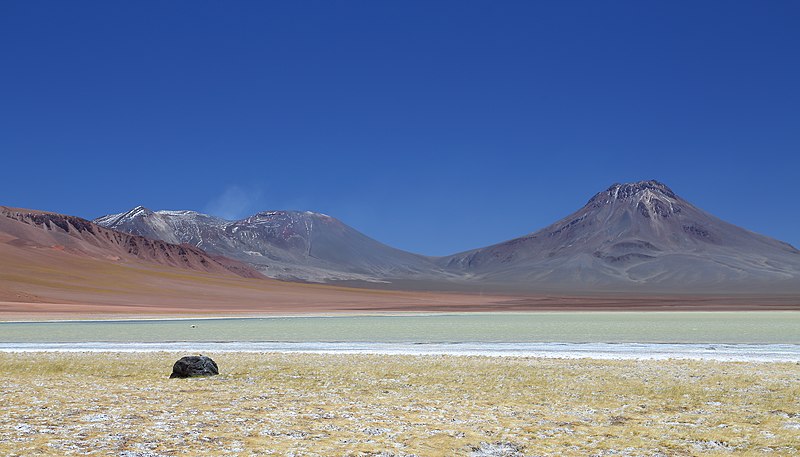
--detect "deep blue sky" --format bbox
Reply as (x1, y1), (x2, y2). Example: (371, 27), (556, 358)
(2, 1), (799, 255)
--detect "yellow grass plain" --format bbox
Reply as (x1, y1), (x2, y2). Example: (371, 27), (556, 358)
(1, 352), (798, 456)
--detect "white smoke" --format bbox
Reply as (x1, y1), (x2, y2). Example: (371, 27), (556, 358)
(204, 185), (264, 220)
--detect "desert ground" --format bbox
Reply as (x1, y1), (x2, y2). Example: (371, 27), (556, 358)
(4, 293), (799, 320)
(1, 352), (798, 456)
(3, 208), (799, 456)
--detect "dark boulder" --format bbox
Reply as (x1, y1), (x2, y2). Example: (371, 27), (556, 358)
(169, 355), (219, 378)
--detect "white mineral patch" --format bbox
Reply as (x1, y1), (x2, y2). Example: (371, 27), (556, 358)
(1, 342), (797, 362)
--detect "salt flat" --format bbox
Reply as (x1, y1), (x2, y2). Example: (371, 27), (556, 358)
(2, 342), (799, 363)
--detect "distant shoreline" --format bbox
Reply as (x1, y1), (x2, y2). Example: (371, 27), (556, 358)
(1, 290), (798, 321)
(3, 308), (800, 324)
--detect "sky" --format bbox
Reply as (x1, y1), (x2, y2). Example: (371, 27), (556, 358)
(2, 1), (799, 256)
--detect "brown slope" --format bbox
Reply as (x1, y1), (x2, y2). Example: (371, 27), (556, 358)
(1, 240), (795, 316)
(0, 206), (263, 278)
(0, 206), (515, 316)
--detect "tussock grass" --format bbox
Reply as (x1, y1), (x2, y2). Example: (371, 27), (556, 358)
(0, 353), (798, 456)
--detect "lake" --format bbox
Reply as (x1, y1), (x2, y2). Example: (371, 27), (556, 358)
(1, 312), (797, 344)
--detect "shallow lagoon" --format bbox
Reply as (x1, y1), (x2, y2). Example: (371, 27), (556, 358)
(1, 312), (798, 344)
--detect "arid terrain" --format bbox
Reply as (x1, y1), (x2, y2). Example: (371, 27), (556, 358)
(2, 209), (797, 319)
(2, 203), (799, 319)
(4, 3), (800, 457)
(1, 352), (798, 456)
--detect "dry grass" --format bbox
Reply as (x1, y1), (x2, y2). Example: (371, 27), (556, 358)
(0, 352), (798, 456)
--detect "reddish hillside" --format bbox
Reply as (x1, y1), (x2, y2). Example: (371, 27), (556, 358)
(0, 206), (263, 278)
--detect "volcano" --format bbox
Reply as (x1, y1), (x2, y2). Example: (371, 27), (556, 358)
(95, 208), (448, 283)
(94, 181), (800, 293)
(438, 180), (800, 292)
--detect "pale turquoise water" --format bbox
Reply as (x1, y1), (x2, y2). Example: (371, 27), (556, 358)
(1, 312), (798, 344)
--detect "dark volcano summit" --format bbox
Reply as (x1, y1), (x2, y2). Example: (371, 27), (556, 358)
(438, 180), (800, 292)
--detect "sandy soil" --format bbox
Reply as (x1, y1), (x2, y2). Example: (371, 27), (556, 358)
(1, 352), (798, 456)
(3, 294), (798, 321)
(0, 234), (512, 319)
(2, 242), (797, 319)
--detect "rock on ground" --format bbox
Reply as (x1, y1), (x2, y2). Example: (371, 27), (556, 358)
(169, 355), (219, 378)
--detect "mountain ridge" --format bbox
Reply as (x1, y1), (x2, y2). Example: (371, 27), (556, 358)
(95, 207), (450, 283)
(93, 180), (800, 292)
(0, 206), (263, 279)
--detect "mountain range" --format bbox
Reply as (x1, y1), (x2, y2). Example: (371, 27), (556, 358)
(94, 208), (451, 283)
(0, 205), (497, 313)
(93, 180), (800, 293)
